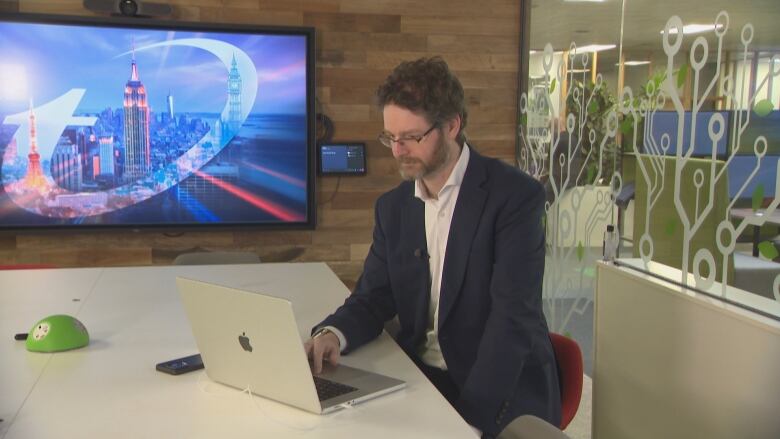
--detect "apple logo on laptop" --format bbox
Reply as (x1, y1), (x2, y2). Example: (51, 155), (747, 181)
(238, 332), (253, 352)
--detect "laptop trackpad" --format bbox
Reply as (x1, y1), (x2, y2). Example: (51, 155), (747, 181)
(316, 364), (406, 408)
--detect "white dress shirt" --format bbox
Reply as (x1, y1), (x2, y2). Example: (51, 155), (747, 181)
(414, 144), (470, 370)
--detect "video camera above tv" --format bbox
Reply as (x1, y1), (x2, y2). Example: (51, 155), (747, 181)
(83, 0), (173, 18)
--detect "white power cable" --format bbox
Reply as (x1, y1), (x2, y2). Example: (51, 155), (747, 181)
(195, 373), (355, 431)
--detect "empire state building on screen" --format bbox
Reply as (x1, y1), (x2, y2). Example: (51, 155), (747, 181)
(123, 48), (151, 182)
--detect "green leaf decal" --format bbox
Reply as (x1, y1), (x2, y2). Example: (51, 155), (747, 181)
(758, 241), (779, 260)
(754, 99), (774, 117)
(676, 63), (688, 89)
(520, 113), (528, 126)
(752, 184), (765, 212)
(665, 219), (676, 236)
(549, 78), (557, 94)
(577, 241), (584, 262)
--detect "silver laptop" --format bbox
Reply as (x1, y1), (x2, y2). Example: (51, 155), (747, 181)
(175, 277), (406, 414)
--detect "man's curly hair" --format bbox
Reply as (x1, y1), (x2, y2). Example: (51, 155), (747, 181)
(376, 56), (468, 146)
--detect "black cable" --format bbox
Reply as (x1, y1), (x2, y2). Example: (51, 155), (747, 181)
(318, 175), (341, 206)
(315, 96), (334, 144)
(316, 113), (334, 144)
(314, 96), (339, 205)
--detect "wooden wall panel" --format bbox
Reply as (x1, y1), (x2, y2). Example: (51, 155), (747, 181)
(3, 0), (523, 290)
(0, 0), (18, 12)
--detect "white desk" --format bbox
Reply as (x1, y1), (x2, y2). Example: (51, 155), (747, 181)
(0, 263), (476, 439)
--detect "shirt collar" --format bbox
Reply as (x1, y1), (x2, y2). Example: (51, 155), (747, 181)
(414, 143), (471, 201)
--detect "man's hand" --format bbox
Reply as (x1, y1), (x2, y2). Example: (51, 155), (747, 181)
(304, 331), (341, 374)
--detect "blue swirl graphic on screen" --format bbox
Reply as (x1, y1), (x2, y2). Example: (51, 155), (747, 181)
(0, 38), (257, 218)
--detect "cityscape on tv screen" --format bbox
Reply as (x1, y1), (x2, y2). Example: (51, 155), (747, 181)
(0, 19), (310, 228)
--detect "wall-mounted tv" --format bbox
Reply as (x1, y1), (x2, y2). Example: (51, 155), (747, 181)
(0, 13), (316, 231)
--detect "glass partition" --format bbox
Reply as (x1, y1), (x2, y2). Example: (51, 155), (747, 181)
(521, 0), (780, 378)
(618, 2), (780, 309)
(521, 0), (624, 375)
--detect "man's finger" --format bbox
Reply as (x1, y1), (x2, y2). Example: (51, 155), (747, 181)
(304, 340), (313, 358)
(312, 342), (324, 374)
(325, 345), (340, 366)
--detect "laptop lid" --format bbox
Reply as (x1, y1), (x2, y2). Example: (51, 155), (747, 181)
(175, 277), (405, 414)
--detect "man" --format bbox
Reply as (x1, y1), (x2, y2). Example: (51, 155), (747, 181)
(305, 57), (561, 437)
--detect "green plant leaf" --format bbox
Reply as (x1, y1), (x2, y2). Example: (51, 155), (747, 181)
(646, 71), (664, 96)
(588, 99), (599, 114)
(577, 241), (584, 262)
(758, 241), (779, 260)
(549, 78), (557, 94)
(653, 71), (665, 88)
(665, 219), (676, 236)
(752, 184), (765, 211)
(676, 63), (688, 89)
(620, 118), (633, 135)
(754, 99), (774, 117)
(587, 164), (597, 184)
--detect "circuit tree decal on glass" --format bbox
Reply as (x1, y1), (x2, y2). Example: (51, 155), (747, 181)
(520, 41), (621, 331)
(519, 10), (780, 334)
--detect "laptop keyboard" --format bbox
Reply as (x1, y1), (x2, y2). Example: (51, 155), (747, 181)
(313, 376), (358, 401)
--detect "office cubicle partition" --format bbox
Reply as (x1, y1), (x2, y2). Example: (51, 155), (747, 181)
(594, 260), (780, 439)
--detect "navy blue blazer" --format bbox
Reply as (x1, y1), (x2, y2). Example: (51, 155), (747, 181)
(317, 147), (561, 435)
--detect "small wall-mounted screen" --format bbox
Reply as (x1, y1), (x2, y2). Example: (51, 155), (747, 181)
(319, 143), (366, 175)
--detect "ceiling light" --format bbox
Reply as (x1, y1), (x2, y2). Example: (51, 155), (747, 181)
(618, 61), (651, 66)
(529, 49), (565, 55)
(660, 23), (724, 35)
(572, 44), (616, 53)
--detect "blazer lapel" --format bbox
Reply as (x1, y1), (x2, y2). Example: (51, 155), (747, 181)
(400, 190), (431, 337)
(438, 152), (488, 329)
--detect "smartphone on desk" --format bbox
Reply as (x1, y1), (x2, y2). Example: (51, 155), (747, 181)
(156, 354), (204, 375)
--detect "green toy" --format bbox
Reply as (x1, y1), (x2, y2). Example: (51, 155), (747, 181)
(26, 315), (89, 353)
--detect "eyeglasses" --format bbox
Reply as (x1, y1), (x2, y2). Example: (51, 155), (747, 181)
(378, 123), (438, 148)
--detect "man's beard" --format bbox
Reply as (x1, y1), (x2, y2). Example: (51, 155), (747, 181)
(397, 136), (450, 181)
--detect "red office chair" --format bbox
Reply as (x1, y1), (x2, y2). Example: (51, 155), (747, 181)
(549, 332), (583, 430)
(0, 264), (57, 270)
